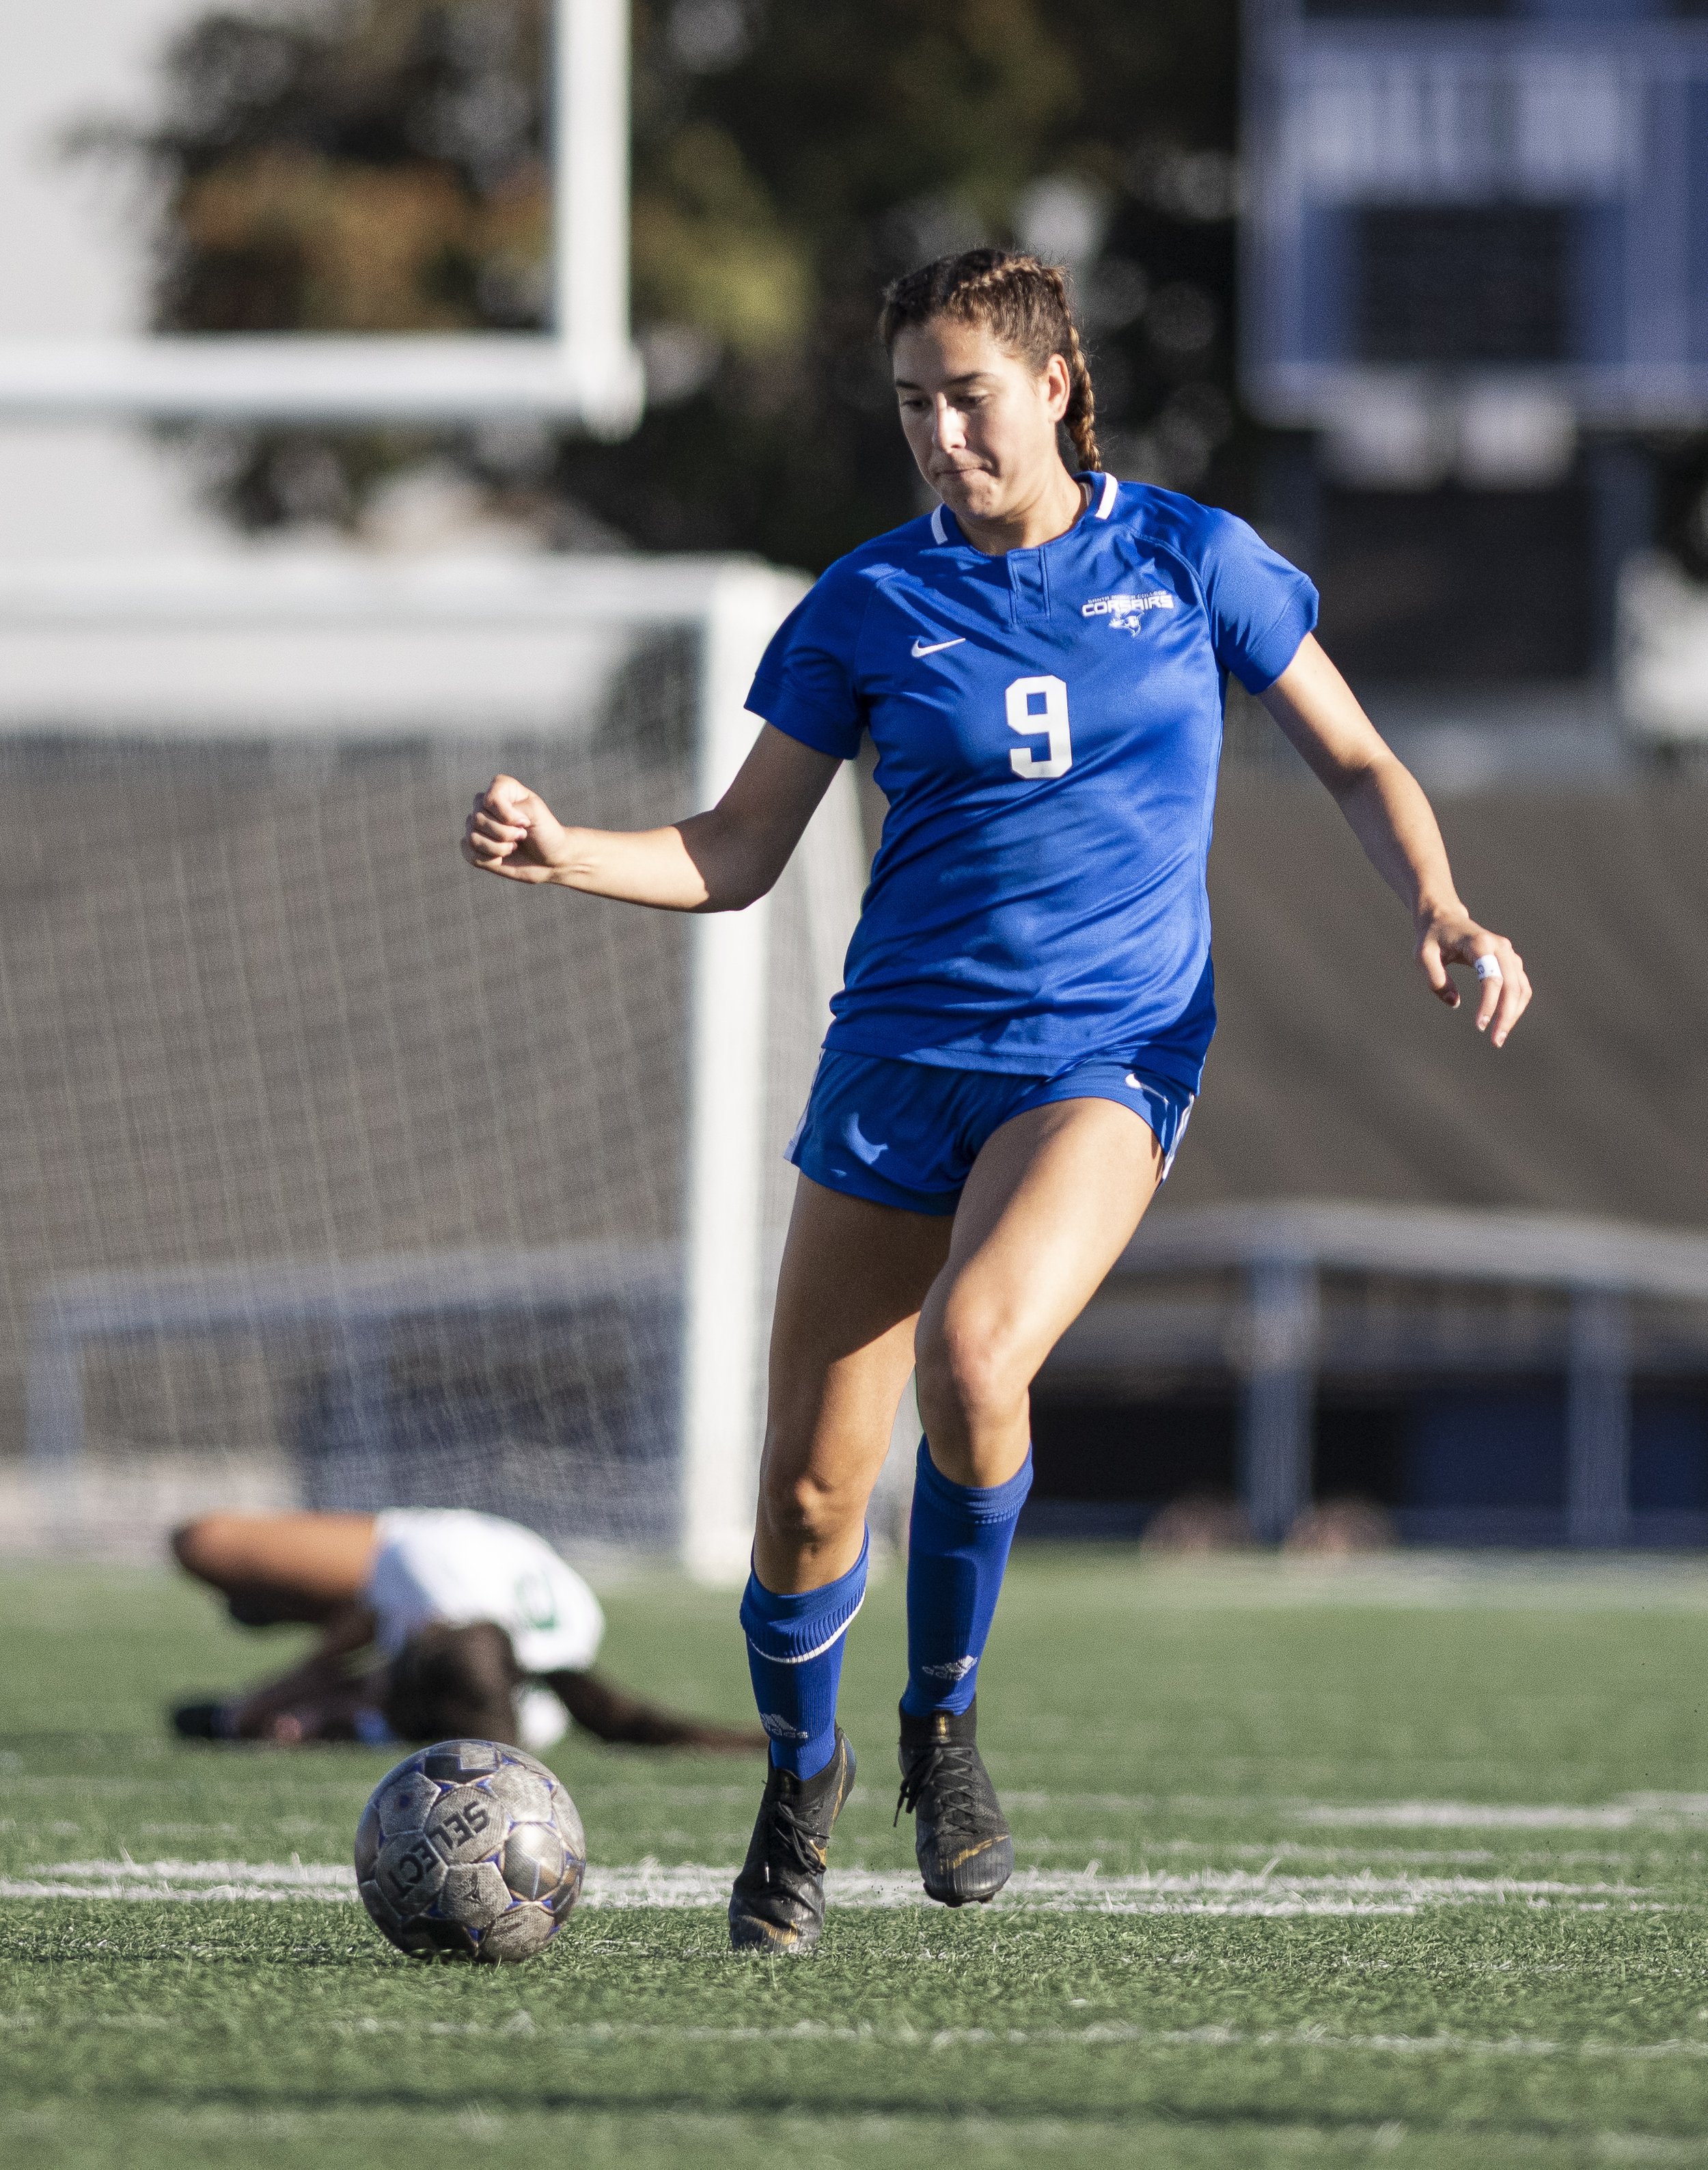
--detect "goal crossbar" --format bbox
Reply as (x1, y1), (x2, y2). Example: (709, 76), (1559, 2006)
(0, 0), (644, 435)
(0, 554), (788, 633)
(0, 336), (645, 435)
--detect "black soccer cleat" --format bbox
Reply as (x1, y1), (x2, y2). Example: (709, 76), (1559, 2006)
(728, 1727), (856, 1955)
(895, 1698), (1013, 1908)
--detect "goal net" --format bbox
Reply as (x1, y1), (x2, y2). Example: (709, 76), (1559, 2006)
(0, 555), (865, 1580)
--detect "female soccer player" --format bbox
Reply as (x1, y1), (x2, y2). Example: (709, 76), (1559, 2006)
(463, 249), (1532, 1953)
(170, 1507), (762, 1754)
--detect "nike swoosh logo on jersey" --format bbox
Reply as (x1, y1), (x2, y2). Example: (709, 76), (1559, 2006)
(911, 636), (965, 657)
(1124, 1073), (1145, 1090)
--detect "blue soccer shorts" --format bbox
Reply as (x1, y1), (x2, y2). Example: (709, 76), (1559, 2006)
(786, 1049), (1196, 1218)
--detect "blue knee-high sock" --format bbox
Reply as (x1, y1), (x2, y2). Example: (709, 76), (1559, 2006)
(903, 1440), (1034, 1717)
(740, 1530), (869, 1780)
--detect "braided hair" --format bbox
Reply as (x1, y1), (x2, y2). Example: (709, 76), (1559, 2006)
(879, 248), (1102, 473)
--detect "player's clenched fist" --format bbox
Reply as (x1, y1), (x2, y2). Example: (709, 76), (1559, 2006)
(462, 775), (574, 884)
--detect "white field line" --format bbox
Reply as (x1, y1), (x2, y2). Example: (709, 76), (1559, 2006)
(0, 1857), (356, 1904)
(45, 1858), (352, 1886)
(327, 2016), (1708, 2057)
(3, 2004), (1707, 2062)
(320, 2020), (1708, 2059)
(15, 1789), (1707, 1831)
(1296, 1796), (1708, 1832)
(317, 2020), (1708, 2058)
(966, 1791), (1708, 1832)
(576, 1865), (1669, 1917)
(1062, 1555), (1708, 1612)
(0, 1858), (1671, 1916)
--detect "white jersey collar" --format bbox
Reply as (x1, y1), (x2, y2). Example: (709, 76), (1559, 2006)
(931, 476), (1114, 545)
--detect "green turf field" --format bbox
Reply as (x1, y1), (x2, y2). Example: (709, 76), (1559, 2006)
(4, 1550), (1708, 2167)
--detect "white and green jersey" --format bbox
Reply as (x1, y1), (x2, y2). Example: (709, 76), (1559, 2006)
(366, 1509), (604, 1679)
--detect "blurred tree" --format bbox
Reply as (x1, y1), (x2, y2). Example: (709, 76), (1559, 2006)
(102, 0), (1243, 566)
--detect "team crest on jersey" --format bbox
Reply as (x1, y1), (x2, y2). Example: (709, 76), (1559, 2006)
(1082, 590), (1176, 632)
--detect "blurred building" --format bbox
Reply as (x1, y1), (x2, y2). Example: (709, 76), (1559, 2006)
(1027, 0), (1708, 1546)
(1241, 0), (1708, 774)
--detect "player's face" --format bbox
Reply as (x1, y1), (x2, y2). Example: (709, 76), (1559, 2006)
(892, 319), (1073, 522)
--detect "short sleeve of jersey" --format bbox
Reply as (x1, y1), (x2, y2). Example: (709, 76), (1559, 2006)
(1197, 510), (1319, 694)
(745, 562), (871, 760)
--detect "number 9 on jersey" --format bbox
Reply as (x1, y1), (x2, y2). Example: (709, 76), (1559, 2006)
(1006, 675), (1073, 780)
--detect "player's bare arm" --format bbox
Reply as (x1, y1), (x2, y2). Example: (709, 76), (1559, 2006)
(223, 1602), (379, 1742)
(545, 1670), (765, 1753)
(1260, 634), (1533, 1047)
(461, 725), (840, 912)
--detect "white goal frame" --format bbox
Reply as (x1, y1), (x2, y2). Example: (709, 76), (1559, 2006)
(0, 0), (644, 436)
(4, 554), (867, 1582)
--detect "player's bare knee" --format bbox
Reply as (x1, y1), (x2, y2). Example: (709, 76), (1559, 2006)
(757, 1465), (857, 1555)
(916, 1313), (1027, 1439)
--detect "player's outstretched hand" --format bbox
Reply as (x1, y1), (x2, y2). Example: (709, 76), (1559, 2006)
(462, 774), (573, 884)
(1417, 911), (1531, 1047)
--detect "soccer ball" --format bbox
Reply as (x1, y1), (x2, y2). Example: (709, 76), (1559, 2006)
(355, 1738), (586, 1963)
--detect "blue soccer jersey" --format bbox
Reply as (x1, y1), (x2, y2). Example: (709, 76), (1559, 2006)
(746, 473), (1318, 1089)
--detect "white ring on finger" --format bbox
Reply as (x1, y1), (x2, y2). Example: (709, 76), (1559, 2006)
(1474, 953), (1503, 983)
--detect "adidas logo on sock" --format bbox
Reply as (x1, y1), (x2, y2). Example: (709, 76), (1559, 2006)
(760, 1712), (812, 1741)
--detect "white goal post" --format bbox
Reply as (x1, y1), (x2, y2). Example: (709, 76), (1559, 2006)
(0, 554), (866, 1580)
(0, 0), (644, 435)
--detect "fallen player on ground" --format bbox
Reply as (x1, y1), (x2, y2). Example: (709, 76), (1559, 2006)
(169, 1506), (765, 1755)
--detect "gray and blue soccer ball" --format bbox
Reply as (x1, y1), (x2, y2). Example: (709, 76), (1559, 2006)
(355, 1739), (586, 1963)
